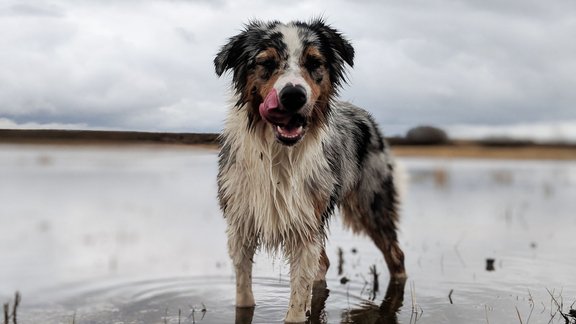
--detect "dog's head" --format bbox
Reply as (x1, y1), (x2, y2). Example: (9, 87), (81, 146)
(215, 19), (354, 146)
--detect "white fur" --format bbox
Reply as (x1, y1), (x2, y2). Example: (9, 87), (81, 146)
(220, 106), (335, 321)
(220, 106), (332, 251)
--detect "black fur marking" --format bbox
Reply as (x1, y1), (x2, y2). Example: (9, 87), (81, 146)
(353, 120), (371, 167)
(322, 189), (339, 222)
(376, 132), (385, 151)
(217, 138), (234, 215)
(370, 175), (399, 235)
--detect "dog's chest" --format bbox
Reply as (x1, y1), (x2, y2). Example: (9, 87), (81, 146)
(223, 137), (332, 248)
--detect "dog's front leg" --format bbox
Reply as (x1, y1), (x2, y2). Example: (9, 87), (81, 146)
(285, 241), (321, 323)
(228, 232), (258, 308)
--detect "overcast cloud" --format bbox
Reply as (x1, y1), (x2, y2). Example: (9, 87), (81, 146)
(1, 0), (575, 140)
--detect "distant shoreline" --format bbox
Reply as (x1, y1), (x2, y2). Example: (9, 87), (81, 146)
(0, 129), (220, 145)
(1, 129), (575, 160)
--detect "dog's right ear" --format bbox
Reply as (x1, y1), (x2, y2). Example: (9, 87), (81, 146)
(215, 21), (268, 77)
(214, 32), (247, 77)
(215, 21), (273, 78)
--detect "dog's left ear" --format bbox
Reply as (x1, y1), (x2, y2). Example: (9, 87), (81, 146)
(310, 19), (355, 68)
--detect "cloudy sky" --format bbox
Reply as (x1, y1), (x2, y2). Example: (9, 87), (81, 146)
(1, 0), (575, 141)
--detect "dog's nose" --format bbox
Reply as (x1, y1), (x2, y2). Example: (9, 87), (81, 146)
(279, 84), (307, 112)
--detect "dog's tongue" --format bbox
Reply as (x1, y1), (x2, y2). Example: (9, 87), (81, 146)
(259, 89), (279, 113)
(259, 89), (292, 125)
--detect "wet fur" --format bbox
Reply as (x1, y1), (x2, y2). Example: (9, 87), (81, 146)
(215, 19), (406, 323)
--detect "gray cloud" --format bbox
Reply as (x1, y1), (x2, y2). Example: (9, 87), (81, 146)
(0, 0), (575, 139)
(1, 3), (65, 17)
(336, 0), (576, 130)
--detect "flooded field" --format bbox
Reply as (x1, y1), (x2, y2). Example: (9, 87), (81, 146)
(1, 144), (575, 323)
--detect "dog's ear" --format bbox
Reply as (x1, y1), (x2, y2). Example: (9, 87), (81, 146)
(214, 32), (246, 77)
(309, 19), (355, 68)
(214, 21), (271, 78)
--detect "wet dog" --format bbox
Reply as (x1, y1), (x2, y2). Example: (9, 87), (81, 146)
(214, 19), (406, 323)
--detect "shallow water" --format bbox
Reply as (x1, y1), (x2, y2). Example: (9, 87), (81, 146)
(1, 144), (575, 323)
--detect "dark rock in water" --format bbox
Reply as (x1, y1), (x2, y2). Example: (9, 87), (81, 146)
(406, 126), (449, 145)
(486, 258), (496, 271)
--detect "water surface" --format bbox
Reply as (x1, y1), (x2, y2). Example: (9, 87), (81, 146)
(1, 144), (575, 323)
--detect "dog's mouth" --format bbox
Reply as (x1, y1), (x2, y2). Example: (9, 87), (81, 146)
(272, 115), (307, 146)
(259, 89), (307, 146)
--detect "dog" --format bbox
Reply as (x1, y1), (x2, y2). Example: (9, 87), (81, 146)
(214, 19), (406, 323)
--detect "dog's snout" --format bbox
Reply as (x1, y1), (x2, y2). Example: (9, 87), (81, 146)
(279, 84), (307, 111)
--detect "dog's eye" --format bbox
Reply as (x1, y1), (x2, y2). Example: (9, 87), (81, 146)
(305, 57), (323, 71)
(257, 59), (278, 70)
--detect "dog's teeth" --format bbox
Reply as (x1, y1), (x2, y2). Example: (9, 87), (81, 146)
(277, 125), (303, 138)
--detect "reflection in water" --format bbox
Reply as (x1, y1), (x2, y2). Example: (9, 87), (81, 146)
(309, 280), (330, 323)
(235, 307), (255, 324)
(342, 279), (406, 324)
(235, 279), (406, 324)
